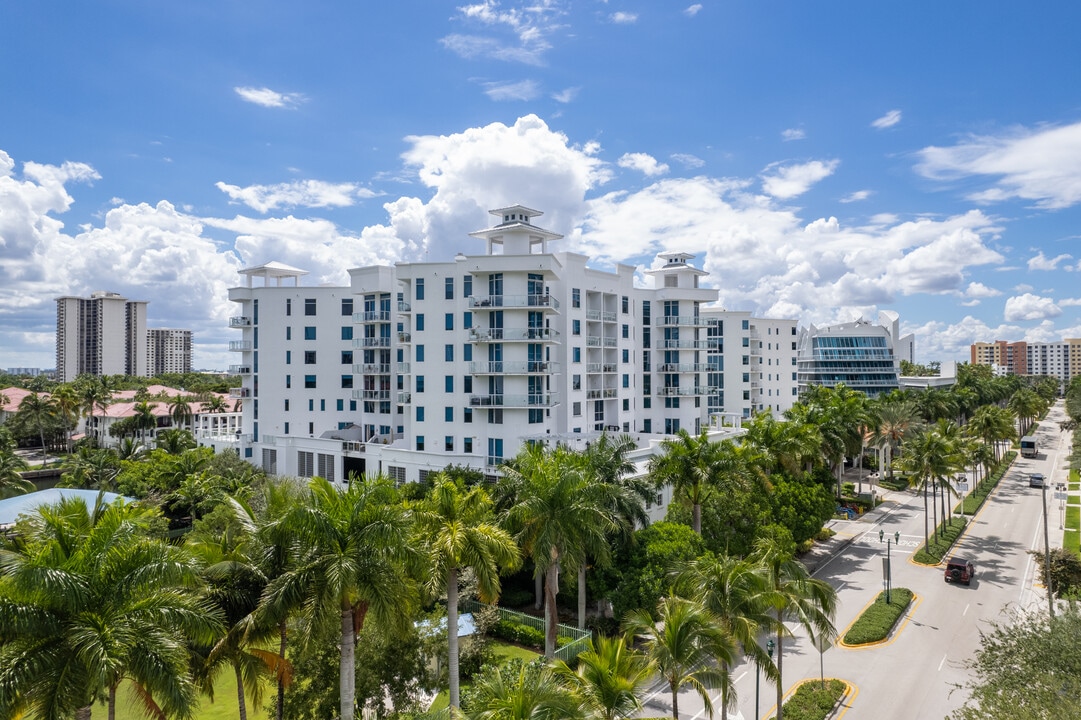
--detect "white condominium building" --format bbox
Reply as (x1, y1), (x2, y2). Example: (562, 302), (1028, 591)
(148, 328), (193, 375)
(56, 291), (148, 382)
(225, 205), (797, 484)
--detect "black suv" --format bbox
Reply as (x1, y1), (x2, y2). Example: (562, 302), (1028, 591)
(944, 558), (975, 586)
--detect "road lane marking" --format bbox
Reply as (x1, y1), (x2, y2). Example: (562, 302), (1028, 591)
(834, 681), (859, 720)
(963, 603), (969, 616)
(938, 654), (947, 671)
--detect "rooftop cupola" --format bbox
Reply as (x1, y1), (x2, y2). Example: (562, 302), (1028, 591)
(470, 204), (562, 255)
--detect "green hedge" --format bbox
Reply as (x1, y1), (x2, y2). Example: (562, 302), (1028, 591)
(956, 452), (1016, 516)
(842, 589), (913, 645)
(489, 619), (570, 650)
(879, 475), (910, 492)
(914, 516), (967, 564)
(772, 679), (846, 720)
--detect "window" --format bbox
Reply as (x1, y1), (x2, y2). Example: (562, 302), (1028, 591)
(464, 437), (473, 453)
(286, 299), (292, 316)
(665, 275), (677, 288)
(488, 409), (503, 424)
(298, 451), (314, 478)
(337, 399), (344, 411)
(388, 465), (406, 483)
(305, 375), (316, 388)
(463, 311), (472, 329)
(445, 313), (454, 331)
(341, 298), (353, 316)
(742, 337), (749, 347)
(573, 401), (581, 416)
(572, 288), (580, 308)
(528, 409), (543, 424)
(572, 319), (581, 335)
(464, 408), (473, 423)
(743, 372), (750, 382)
(341, 375), (353, 388)
(416, 314), (425, 331)
(416, 407), (425, 422)
(341, 326), (353, 340)
(742, 319), (749, 330)
(445, 407), (454, 422)
(285, 375), (291, 389)
(284, 399), (290, 411)
(304, 326), (316, 340)
(416, 279), (425, 300)
(622, 324), (629, 339)
(463, 376), (472, 393)
(792, 327), (797, 335)
(623, 373), (630, 388)
(416, 376), (425, 392)
(622, 296), (629, 314)
(416, 345), (425, 362)
(286, 326), (292, 340)
(284, 422), (290, 434)
(305, 351), (317, 364)
(623, 398), (630, 411)
(445, 436), (454, 452)
(416, 436), (425, 451)
(573, 347), (581, 363)
(463, 344), (472, 361)
(743, 356), (749, 365)
(286, 350), (292, 364)
(445, 344), (454, 362)
(792, 341), (797, 350)
(622, 348), (629, 363)
(350, 400), (357, 411)
(572, 374), (581, 390)
(305, 298), (317, 316)
(792, 372), (797, 381)
(318, 453), (335, 482)
(463, 275), (472, 297)
(445, 376), (454, 393)
(445, 277), (454, 300)
(341, 350), (352, 364)
(320, 398), (325, 410)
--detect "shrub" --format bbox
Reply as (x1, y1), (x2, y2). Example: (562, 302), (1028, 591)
(914, 516), (967, 565)
(775, 679), (846, 720)
(842, 589), (913, 645)
(498, 589), (534, 608)
(491, 619), (545, 648)
(815, 527), (836, 542)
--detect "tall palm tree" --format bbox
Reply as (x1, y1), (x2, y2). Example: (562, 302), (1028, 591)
(742, 410), (820, 478)
(169, 395), (194, 431)
(414, 474), (520, 710)
(0, 497), (220, 720)
(132, 400), (159, 443)
(870, 398), (920, 480)
(51, 384), (81, 453)
(463, 660), (584, 720)
(752, 536), (837, 720)
(1008, 388), (1046, 439)
(0, 439), (33, 496)
(673, 554), (778, 720)
(16, 391), (58, 466)
(649, 429), (738, 534)
(264, 475), (416, 720)
(501, 444), (616, 658)
(623, 596), (735, 720)
(553, 634), (655, 720)
(895, 425), (965, 546)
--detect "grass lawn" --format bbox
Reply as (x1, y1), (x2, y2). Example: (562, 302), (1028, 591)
(1069, 496), (1080, 507)
(842, 589), (914, 645)
(1065, 530), (1080, 555)
(92, 670), (268, 720)
(1067, 506), (1080, 530)
(428, 640), (542, 712)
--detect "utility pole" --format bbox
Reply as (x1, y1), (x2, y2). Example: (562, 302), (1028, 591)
(1042, 480), (1054, 618)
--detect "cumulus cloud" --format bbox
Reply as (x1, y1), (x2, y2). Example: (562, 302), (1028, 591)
(781, 128), (806, 142)
(233, 86), (305, 109)
(1060, 297), (1081, 307)
(840, 190), (871, 203)
(441, 0), (564, 65)
(915, 121), (1081, 209)
(1004, 293), (1062, 322)
(1027, 250), (1072, 271)
(684, 4), (703, 16)
(760, 159), (839, 199)
(964, 282), (1002, 299)
(482, 79), (541, 101)
(618, 153), (670, 177)
(215, 180), (379, 213)
(872, 110), (902, 129)
(670, 153), (705, 168)
(610, 12), (638, 23)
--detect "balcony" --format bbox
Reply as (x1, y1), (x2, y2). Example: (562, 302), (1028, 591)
(585, 388), (618, 400)
(654, 363), (711, 373)
(586, 363), (618, 373)
(656, 339), (711, 350)
(352, 389), (391, 400)
(468, 294), (560, 310)
(655, 315), (709, 327)
(342, 441), (366, 454)
(656, 386), (716, 397)
(396, 362), (411, 374)
(228, 364), (252, 375)
(353, 310), (391, 323)
(397, 300), (412, 313)
(353, 364), (390, 375)
(584, 309), (617, 322)
(228, 387), (252, 399)
(468, 394), (559, 408)
(468, 327), (560, 342)
(398, 331), (412, 343)
(228, 340), (252, 352)
(468, 361), (560, 374)
(585, 336), (617, 347)
(397, 391), (412, 404)
(355, 337), (391, 348)
(229, 316), (251, 328)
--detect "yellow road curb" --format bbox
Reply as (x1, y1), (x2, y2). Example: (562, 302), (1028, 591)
(836, 592), (920, 650)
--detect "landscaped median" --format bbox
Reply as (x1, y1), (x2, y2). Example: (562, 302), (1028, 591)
(771, 678), (851, 720)
(840, 588), (915, 647)
(913, 517), (967, 565)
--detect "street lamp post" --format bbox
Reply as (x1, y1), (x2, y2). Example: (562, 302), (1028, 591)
(756, 638), (775, 720)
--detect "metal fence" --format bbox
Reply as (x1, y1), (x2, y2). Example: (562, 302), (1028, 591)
(463, 600), (592, 662)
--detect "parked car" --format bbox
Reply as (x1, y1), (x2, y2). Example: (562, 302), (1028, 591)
(944, 558), (976, 586)
(1029, 473), (1045, 488)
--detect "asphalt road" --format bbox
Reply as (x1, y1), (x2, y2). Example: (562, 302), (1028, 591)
(637, 401), (1070, 720)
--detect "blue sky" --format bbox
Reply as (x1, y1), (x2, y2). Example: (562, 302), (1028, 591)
(3, 1), (1081, 371)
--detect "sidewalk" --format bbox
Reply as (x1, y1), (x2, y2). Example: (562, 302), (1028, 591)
(802, 484), (910, 575)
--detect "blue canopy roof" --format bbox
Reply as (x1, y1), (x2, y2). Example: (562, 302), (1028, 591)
(0, 488), (129, 526)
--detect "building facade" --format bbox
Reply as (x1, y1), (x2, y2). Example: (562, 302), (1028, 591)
(970, 338), (1081, 391)
(148, 329), (193, 375)
(796, 311), (914, 398)
(223, 205), (789, 484)
(56, 292), (148, 382)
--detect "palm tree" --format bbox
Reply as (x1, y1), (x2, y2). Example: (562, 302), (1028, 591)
(51, 384), (81, 453)
(870, 398), (920, 481)
(463, 660), (584, 720)
(1009, 388), (1046, 439)
(0, 438), (33, 496)
(157, 427), (198, 454)
(169, 395), (194, 431)
(264, 475), (416, 720)
(132, 399), (159, 443)
(414, 474), (520, 710)
(553, 634), (655, 720)
(649, 429), (737, 534)
(967, 405), (1015, 463)
(895, 425), (965, 546)
(673, 554), (778, 720)
(752, 535), (837, 720)
(205, 394), (230, 414)
(0, 497), (220, 720)
(59, 445), (121, 491)
(742, 410), (820, 478)
(501, 444), (616, 657)
(623, 596), (735, 719)
(16, 391), (58, 466)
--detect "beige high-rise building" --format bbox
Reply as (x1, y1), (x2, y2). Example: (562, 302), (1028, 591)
(148, 328), (193, 375)
(55, 291), (149, 382)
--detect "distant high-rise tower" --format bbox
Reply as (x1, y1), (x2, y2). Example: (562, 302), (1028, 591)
(148, 328), (193, 375)
(55, 291), (149, 382)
